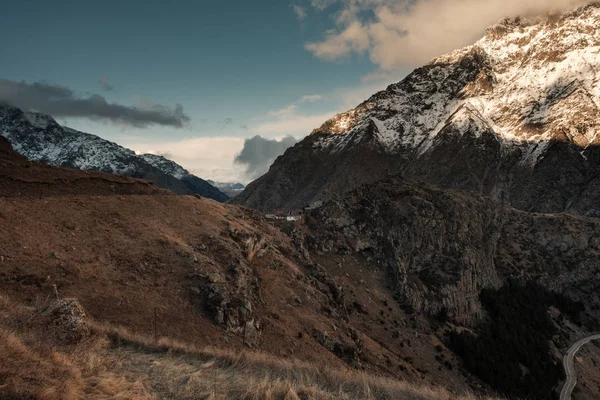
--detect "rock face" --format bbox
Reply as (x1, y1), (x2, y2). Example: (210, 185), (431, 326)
(235, 4), (600, 216)
(0, 105), (228, 202)
(41, 299), (90, 343)
(306, 176), (600, 323)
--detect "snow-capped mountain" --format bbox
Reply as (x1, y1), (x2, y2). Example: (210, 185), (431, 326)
(139, 153), (189, 180)
(0, 104), (229, 202)
(235, 4), (600, 216)
(207, 180), (245, 198)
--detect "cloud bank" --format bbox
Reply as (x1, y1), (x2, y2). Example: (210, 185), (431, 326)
(0, 78), (190, 128)
(234, 135), (298, 179)
(305, 0), (589, 69)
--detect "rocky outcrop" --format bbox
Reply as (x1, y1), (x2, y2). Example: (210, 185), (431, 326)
(307, 176), (600, 324)
(234, 4), (600, 216)
(41, 299), (90, 344)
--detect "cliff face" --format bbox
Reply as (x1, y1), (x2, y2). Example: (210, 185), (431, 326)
(306, 176), (600, 323)
(235, 4), (600, 215)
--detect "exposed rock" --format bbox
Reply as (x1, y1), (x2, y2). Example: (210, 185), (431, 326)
(307, 176), (600, 324)
(41, 299), (90, 343)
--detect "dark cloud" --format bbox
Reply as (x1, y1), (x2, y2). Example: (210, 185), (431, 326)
(99, 76), (114, 91)
(0, 78), (190, 128)
(234, 135), (298, 179)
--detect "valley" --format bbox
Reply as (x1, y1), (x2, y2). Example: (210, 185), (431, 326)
(2, 3), (600, 399)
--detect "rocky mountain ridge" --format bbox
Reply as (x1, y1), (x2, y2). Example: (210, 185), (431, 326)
(234, 3), (600, 215)
(0, 104), (228, 202)
(306, 175), (600, 325)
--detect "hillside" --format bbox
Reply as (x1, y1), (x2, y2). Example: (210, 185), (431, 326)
(2, 135), (599, 398)
(233, 4), (600, 215)
(305, 175), (600, 399)
(0, 138), (493, 399)
(0, 105), (228, 201)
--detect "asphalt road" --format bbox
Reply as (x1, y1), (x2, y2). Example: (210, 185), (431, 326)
(560, 333), (600, 400)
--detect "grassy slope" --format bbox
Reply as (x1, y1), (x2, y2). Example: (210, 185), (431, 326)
(0, 294), (495, 400)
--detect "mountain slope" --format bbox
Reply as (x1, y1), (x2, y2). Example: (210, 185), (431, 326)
(234, 4), (600, 215)
(0, 135), (163, 197)
(0, 148), (495, 397)
(0, 105), (228, 201)
(2, 132), (598, 399)
(305, 174), (600, 399)
(139, 153), (229, 201)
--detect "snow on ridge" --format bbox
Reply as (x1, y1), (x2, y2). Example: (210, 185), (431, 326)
(0, 106), (194, 180)
(310, 4), (600, 165)
(139, 153), (189, 180)
(24, 112), (58, 129)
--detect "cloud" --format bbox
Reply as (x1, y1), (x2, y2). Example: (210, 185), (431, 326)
(305, 0), (588, 69)
(155, 150), (173, 159)
(267, 104), (298, 117)
(300, 94), (323, 102)
(293, 4), (308, 20)
(99, 76), (114, 91)
(128, 136), (247, 182)
(310, 0), (338, 10)
(251, 111), (338, 136)
(0, 78), (190, 128)
(234, 135), (298, 179)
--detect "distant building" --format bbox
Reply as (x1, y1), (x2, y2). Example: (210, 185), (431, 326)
(286, 215), (301, 222)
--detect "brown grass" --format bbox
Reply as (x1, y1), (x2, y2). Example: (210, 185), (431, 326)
(0, 294), (497, 400)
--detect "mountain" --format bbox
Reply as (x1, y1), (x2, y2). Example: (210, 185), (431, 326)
(139, 153), (229, 202)
(305, 174), (600, 399)
(0, 104), (229, 202)
(207, 180), (245, 198)
(234, 4), (600, 215)
(0, 133), (500, 399)
(2, 122), (599, 399)
(0, 135), (164, 197)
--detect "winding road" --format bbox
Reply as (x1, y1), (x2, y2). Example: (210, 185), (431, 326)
(559, 333), (600, 400)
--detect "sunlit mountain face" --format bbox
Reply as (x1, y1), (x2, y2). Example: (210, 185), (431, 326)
(234, 4), (600, 216)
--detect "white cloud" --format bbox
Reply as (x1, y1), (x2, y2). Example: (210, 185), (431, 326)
(250, 111), (338, 136)
(293, 4), (308, 20)
(267, 104), (298, 117)
(128, 136), (248, 183)
(306, 0), (588, 69)
(300, 94), (323, 102)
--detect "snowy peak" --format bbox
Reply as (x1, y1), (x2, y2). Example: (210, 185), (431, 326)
(0, 104), (229, 202)
(311, 3), (600, 157)
(24, 111), (60, 129)
(235, 3), (600, 216)
(139, 153), (189, 180)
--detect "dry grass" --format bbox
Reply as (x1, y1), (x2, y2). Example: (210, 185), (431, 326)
(0, 295), (497, 400)
(92, 323), (492, 400)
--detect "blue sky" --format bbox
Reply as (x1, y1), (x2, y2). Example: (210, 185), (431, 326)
(0, 0), (573, 182)
(1, 0), (407, 181)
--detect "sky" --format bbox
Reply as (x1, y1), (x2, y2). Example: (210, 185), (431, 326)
(0, 0), (586, 183)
